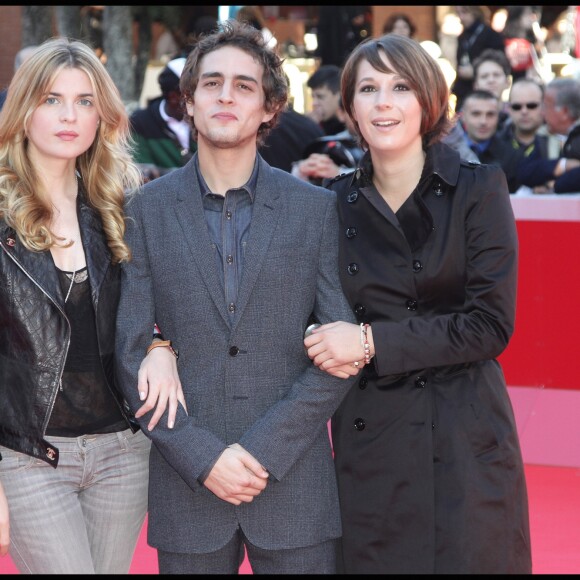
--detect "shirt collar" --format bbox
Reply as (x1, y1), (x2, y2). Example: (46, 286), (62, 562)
(465, 135), (491, 155)
(158, 99), (174, 123)
(195, 154), (259, 202)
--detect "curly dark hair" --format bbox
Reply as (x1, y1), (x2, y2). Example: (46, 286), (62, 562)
(180, 19), (288, 146)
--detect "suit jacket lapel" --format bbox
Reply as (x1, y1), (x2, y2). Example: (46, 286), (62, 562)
(172, 157), (283, 329)
(232, 159), (282, 330)
(174, 162), (230, 326)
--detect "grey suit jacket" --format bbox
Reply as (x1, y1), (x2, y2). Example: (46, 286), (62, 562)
(115, 153), (357, 553)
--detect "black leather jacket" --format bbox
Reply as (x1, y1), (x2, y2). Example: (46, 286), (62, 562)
(0, 195), (137, 467)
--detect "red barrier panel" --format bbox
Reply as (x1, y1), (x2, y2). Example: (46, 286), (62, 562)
(499, 194), (580, 390)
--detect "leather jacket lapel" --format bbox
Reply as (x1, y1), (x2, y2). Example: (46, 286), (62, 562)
(78, 197), (109, 304)
(0, 224), (63, 307)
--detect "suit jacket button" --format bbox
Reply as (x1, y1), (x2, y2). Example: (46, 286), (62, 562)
(345, 226), (357, 239)
(406, 299), (418, 311)
(358, 376), (368, 389)
(354, 303), (366, 316)
(229, 346), (239, 356)
(412, 260), (423, 272)
(347, 191), (358, 203)
(354, 418), (366, 431)
(347, 263), (359, 275)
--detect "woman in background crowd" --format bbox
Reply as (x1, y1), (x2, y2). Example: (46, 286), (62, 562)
(452, 5), (506, 111)
(382, 12), (417, 38)
(502, 6), (544, 82)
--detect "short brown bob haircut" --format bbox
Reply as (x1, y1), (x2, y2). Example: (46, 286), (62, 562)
(340, 34), (454, 150)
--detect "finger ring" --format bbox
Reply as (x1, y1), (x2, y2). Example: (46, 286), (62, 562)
(353, 361), (360, 368)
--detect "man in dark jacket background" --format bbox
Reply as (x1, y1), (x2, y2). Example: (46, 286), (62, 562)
(129, 57), (196, 181)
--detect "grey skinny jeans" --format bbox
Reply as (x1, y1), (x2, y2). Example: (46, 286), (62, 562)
(0, 428), (150, 574)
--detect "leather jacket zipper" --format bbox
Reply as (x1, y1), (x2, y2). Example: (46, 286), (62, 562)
(0, 241), (70, 422)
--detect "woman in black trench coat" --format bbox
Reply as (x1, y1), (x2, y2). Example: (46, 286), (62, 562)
(304, 34), (532, 574)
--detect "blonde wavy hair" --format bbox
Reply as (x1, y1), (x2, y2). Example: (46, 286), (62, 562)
(0, 37), (142, 263)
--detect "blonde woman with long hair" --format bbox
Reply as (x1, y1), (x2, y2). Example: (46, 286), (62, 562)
(0, 37), (181, 573)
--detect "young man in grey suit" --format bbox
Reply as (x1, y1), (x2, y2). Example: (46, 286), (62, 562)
(115, 19), (360, 574)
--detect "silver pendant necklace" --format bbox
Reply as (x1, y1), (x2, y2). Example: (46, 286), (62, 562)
(61, 172), (82, 304)
(64, 269), (77, 303)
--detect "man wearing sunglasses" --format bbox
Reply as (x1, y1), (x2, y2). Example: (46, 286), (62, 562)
(497, 79), (556, 193)
(517, 77), (580, 194)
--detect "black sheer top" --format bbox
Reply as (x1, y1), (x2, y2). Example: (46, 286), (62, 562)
(46, 266), (128, 437)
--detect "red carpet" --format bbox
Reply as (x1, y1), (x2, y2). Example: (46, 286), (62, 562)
(524, 464), (580, 574)
(0, 464), (578, 574)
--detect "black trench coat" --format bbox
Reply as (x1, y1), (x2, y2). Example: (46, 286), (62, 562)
(327, 143), (532, 574)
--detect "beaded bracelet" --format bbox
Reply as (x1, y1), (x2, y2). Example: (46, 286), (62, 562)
(360, 323), (373, 365)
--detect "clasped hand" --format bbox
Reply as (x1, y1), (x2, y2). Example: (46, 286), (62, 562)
(304, 321), (364, 378)
(204, 443), (269, 505)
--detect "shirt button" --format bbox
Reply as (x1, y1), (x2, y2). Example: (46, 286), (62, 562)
(229, 346), (239, 356)
(347, 263), (359, 275)
(406, 299), (418, 311)
(412, 260), (423, 272)
(354, 418), (366, 431)
(226, 211), (232, 219)
(226, 255), (233, 265)
(228, 303), (235, 313)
